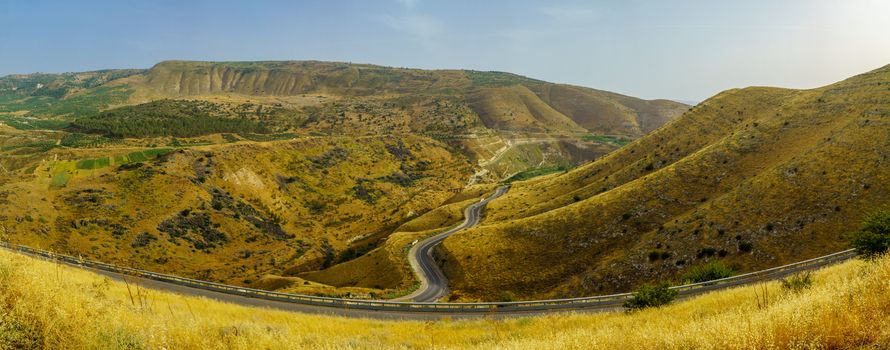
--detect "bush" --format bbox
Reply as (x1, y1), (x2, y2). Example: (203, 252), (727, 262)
(679, 261), (735, 284)
(623, 282), (677, 310)
(498, 291), (517, 302)
(130, 232), (156, 248)
(849, 210), (890, 259)
(781, 272), (813, 293)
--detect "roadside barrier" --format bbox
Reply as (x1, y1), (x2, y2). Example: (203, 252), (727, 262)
(0, 241), (855, 313)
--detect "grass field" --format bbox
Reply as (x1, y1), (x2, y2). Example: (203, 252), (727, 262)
(49, 171), (71, 188)
(0, 249), (887, 349)
(126, 151), (148, 162)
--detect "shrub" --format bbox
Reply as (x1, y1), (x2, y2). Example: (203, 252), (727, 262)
(648, 250), (672, 261)
(696, 247), (717, 258)
(624, 282), (677, 310)
(679, 261), (735, 284)
(498, 291), (516, 302)
(781, 272), (813, 293)
(849, 210), (890, 259)
(130, 232), (156, 248)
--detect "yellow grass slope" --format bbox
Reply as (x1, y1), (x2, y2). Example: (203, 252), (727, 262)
(441, 64), (890, 300)
(0, 249), (888, 348)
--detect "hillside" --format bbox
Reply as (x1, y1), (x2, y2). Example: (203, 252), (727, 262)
(0, 134), (472, 296)
(1, 246), (888, 348)
(134, 60), (687, 136)
(439, 64), (890, 300)
(1, 61), (687, 183)
(0, 60), (687, 297)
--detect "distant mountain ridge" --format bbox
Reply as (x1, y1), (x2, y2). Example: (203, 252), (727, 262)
(134, 60), (688, 136)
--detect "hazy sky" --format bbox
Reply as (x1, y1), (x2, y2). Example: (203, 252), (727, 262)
(2, 0), (890, 101)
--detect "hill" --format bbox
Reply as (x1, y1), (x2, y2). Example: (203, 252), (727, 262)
(0, 60), (686, 297)
(134, 60), (686, 136)
(1, 61), (687, 183)
(438, 64), (890, 300)
(0, 134), (472, 296)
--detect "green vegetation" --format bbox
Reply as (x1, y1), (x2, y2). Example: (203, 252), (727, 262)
(0, 85), (132, 118)
(127, 151), (148, 162)
(59, 133), (116, 148)
(142, 148), (173, 158)
(505, 165), (569, 183)
(75, 159), (97, 170)
(50, 171), (72, 188)
(465, 70), (542, 87)
(95, 157), (110, 168)
(0, 141), (56, 152)
(582, 134), (632, 146)
(122, 149), (172, 163)
(237, 133), (298, 142)
(623, 282), (678, 310)
(0, 115), (70, 130)
(679, 262), (735, 283)
(781, 272), (813, 293)
(850, 210), (890, 259)
(71, 99), (270, 138)
(75, 157), (111, 170)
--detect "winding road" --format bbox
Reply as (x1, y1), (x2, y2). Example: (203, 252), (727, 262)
(0, 182), (856, 320)
(395, 185), (510, 302)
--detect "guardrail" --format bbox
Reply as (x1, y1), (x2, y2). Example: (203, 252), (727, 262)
(0, 241), (856, 313)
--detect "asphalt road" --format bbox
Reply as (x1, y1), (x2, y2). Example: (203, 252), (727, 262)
(395, 185), (510, 302)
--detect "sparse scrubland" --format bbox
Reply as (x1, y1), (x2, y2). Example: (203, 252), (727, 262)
(441, 64), (890, 300)
(1, 249), (888, 349)
(0, 60), (686, 298)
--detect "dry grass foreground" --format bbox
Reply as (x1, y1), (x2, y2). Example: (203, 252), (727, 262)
(0, 249), (888, 349)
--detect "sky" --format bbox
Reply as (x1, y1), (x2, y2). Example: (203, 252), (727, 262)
(2, 0), (890, 101)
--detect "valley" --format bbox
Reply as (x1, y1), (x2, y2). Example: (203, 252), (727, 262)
(1, 60), (888, 305)
(0, 60), (686, 298)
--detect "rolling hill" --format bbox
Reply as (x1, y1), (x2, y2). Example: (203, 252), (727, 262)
(438, 64), (890, 301)
(0, 60), (686, 296)
(1, 61), (687, 183)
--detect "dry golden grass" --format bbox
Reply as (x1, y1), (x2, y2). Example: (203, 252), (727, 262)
(1, 249), (888, 349)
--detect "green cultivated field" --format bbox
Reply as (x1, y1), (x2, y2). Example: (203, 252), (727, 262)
(127, 151), (148, 162)
(582, 134), (632, 146)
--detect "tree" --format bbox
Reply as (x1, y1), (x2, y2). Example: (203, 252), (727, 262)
(849, 210), (890, 259)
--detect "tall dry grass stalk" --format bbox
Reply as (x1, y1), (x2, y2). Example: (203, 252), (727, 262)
(0, 250), (888, 349)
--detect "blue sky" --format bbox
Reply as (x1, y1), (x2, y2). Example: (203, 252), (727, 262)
(2, 0), (889, 101)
